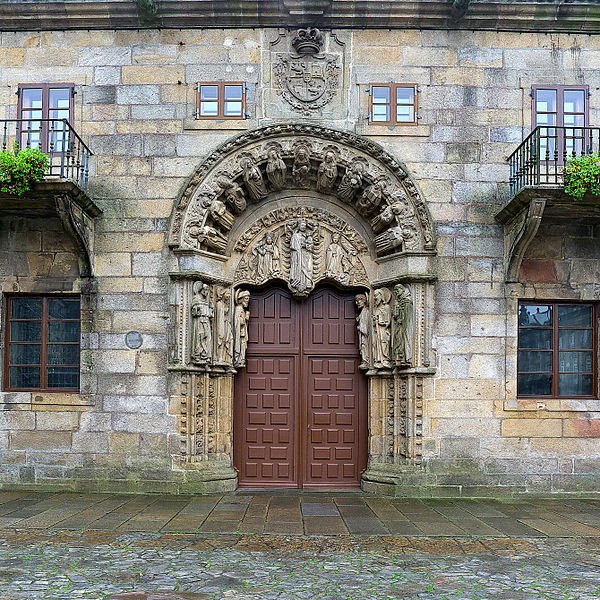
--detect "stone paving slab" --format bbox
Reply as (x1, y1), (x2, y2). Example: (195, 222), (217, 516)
(0, 492), (600, 539)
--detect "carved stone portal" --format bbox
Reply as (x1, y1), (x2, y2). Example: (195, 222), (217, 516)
(169, 124), (437, 494)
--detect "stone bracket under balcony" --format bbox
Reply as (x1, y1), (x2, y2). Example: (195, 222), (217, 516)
(0, 180), (101, 278)
(496, 185), (600, 283)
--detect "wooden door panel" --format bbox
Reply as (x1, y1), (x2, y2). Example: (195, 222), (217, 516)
(236, 285), (366, 488)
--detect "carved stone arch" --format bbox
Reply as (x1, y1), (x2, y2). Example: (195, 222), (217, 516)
(168, 123), (437, 495)
(169, 123), (436, 258)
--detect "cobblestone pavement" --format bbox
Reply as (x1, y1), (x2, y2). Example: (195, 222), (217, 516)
(0, 492), (600, 599)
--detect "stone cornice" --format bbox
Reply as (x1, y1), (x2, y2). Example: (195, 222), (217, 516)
(1, 0), (599, 33)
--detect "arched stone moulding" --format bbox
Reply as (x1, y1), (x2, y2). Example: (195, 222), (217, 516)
(167, 124), (437, 493)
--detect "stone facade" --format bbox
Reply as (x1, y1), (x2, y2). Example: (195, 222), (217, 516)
(1, 3), (600, 495)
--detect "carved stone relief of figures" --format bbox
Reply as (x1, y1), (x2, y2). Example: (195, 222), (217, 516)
(316, 147), (338, 193)
(356, 178), (387, 218)
(292, 142), (312, 187)
(392, 284), (413, 367)
(214, 286), (234, 366)
(372, 287), (392, 370)
(325, 232), (355, 285)
(251, 231), (281, 280)
(215, 173), (247, 213)
(337, 159), (365, 202)
(187, 222), (228, 254)
(284, 218), (320, 296)
(199, 194), (234, 231)
(240, 154), (267, 202)
(265, 144), (287, 190)
(371, 200), (411, 234)
(190, 281), (214, 365)
(355, 293), (371, 370)
(233, 289), (251, 368)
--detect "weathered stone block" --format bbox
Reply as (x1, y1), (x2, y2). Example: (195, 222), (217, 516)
(435, 379), (500, 400)
(109, 432), (140, 454)
(9, 431), (72, 451)
(502, 419), (562, 438)
(94, 253), (132, 277)
(113, 414), (175, 434)
(79, 46), (131, 66)
(122, 65), (185, 85)
(116, 85), (160, 105)
(35, 412), (79, 431)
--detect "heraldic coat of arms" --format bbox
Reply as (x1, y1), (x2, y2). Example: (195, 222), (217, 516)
(274, 28), (340, 115)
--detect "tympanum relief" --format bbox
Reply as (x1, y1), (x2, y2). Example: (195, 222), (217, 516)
(234, 207), (368, 297)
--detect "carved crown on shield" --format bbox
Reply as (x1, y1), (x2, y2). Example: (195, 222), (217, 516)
(291, 27), (324, 55)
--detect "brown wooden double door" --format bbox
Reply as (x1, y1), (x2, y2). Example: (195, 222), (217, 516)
(234, 286), (367, 488)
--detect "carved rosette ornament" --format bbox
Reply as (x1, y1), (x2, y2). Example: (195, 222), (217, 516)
(273, 28), (340, 115)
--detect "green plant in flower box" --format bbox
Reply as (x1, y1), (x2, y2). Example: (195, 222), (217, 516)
(0, 142), (49, 196)
(563, 152), (600, 201)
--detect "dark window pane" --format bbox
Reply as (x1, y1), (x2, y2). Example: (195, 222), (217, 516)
(10, 321), (42, 342)
(559, 374), (593, 396)
(200, 85), (218, 100)
(47, 344), (79, 366)
(559, 329), (593, 350)
(536, 89), (557, 116)
(47, 367), (78, 389)
(518, 373), (552, 396)
(396, 87), (414, 105)
(372, 86), (390, 103)
(558, 305), (592, 327)
(224, 101), (242, 116)
(518, 351), (552, 373)
(21, 88), (42, 110)
(48, 321), (80, 343)
(48, 298), (80, 320)
(518, 328), (552, 349)
(372, 104), (390, 122)
(11, 298), (42, 319)
(564, 89), (585, 114)
(9, 344), (41, 365)
(200, 101), (218, 116)
(518, 304), (552, 326)
(224, 85), (242, 100)
(559, 351), (593, 373)
(9, 366), (40, 389)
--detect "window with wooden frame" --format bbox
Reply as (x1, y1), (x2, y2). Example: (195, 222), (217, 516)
(4, 296), (80, 392)
(518, 302), (596, 398)
(368, 84), (417, 125)
(196, 82), (246, 119)
(17, 83), (74, 153)
(532, 84), (589, 160)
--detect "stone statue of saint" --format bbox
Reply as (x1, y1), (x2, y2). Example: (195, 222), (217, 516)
(392, 284), (413, 366)
(190, 281), (214, 365)
(287, 219), (315, 295)
(240, 156), (267, 202)
(214, 286), (234, 366)
(325, 232), (354, 284)
(252, 231), (280, 280)
(372, 287), (392, 369)
(316, 150), (338, 193)
(266, 147), (287, 190)
(337, 160), (364, 202)
(357, 179), (386, 218)
(216, 173), (247, 213)
(355, 293), (370, 369)
(292, 144), (311, 186)
(233, 289), (251, 368)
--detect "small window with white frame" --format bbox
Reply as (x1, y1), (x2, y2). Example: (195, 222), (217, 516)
(196, 82), (246, 119)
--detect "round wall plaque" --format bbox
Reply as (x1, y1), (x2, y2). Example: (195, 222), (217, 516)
(125, 331), (143, 349)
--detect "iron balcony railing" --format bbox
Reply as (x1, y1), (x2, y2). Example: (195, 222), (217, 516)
(1, 118), (92, 191)
(508, 125), (600, 198)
